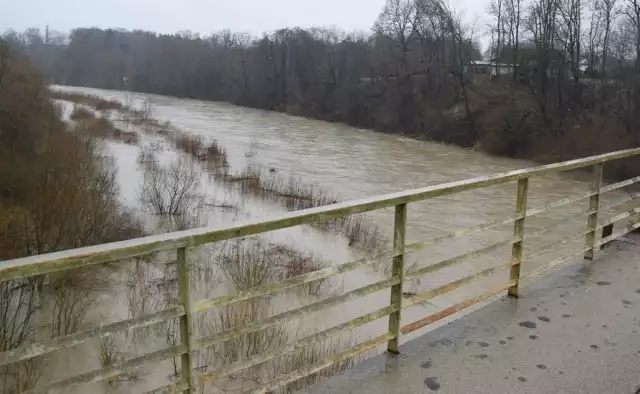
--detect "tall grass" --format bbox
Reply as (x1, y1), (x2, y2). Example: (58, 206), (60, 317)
(218, 239), (330, 296)
(47, 269), (105, 337)
(196, 300), (368, 393)
(224, 166), (337, 210)
(219, 240), (280, 291)
(224, 166), (387, 253)
(195, 298), (288, 393)
(172, 133), (229, 171)
(50, 91), (126, 111)
(70, 105), (139, 144)
(52, 90), (150, 122)
(195, 299), (366, 394)
(266, 337), (368, 394)
(69, 106), (94, 120)
(216, 300), (288, 365)
(124, 258), (171, 342)
(315, 214), (386, 252)
(271, 245), (332, 296)
(110, 128), (139, 144)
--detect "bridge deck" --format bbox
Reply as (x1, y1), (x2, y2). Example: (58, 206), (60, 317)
(303, 235), (640, 394)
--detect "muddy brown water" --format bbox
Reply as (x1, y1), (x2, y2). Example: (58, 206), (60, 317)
(41, 86), (634, 394)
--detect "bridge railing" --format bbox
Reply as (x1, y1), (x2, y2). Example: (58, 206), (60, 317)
(2, 148), (640, 393)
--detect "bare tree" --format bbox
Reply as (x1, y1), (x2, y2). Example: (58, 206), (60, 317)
(374, 0), (418, 73)
(138, 157), (201, 216)
(48, 270), (99, 337)
(0, 43), (140, 394)
(557, 0), (584, 84)
(506, 0), (523, 79)
(622, 0), (640, 70)
(588, 0), (605, 78)
(526, 0), (560, 120)
(0, 279), (42, 394)
(600, 0), (619, 74)
(489, 0), (505, 76)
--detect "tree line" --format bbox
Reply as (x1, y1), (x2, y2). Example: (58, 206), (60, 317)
(5, 0), (640, 175)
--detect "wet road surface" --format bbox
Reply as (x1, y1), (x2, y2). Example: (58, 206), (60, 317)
(303, 235), (640, 394)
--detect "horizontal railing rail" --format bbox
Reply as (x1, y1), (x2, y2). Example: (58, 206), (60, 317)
(2, 147), (640, 394)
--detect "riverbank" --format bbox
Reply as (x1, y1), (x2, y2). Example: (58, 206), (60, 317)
(52, 79), (640, 183)
(3, 82), (633, 394)
(50, 88), (387, 253)
(46, 87), (402, 393)
(0, 43), (146, 394)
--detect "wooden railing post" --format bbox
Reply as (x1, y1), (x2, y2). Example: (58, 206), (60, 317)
(177, 247), (194, 392)
(584, 163), (603, 260)
(508, 178), (529, 298)
(387, 203), (407, 354)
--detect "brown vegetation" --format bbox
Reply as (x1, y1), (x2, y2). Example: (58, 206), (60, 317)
(172, 133), (229, 171)
(212, 299), (288, 365)
(224, 166), (386, 252)
(72, 112), (113, 138)
(69, 105), (93, 120)
(57, 90), (173, 136)
(219, 239), (331, 296)
(225, 166), (337, 210)
(70, 104), (139, 144)
(170, 240), (335, 387)
(138, 157), (201, 216)
(115, 239), (347, 393)
(269, 337), (367, 393)
(197, 301), (365, 393)
(316, 214), (386, 253)
(0, 41), (142, 393)
(110, 127), (139, 144)
(49, 90), (125, 111)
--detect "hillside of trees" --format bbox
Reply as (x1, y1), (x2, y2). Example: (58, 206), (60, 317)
(6, 0), (640, 177)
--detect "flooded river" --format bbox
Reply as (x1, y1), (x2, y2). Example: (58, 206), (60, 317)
(44, 86), (633, 393)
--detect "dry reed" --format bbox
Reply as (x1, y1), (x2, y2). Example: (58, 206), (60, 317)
(218, 239), (330, 296)
(172, 133), (229, 171)
(50, 91), (126, 111)
(224, 166), (387, 253)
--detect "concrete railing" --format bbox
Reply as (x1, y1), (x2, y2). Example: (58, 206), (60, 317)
(2, 147), (640, 393)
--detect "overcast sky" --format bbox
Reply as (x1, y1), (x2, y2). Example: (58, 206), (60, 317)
(2, 0), (490, 40)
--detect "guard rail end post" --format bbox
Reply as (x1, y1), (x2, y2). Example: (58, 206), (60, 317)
(585, 164), (603, 260)
(509, 178), (529, 298)
(387, 203), (407, 354)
